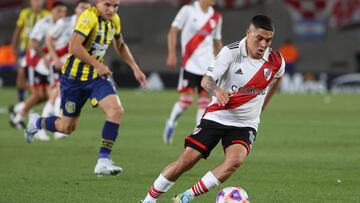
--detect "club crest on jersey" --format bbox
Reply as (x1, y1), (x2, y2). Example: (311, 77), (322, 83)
(65, 102), (76, 113)
(264, 68), (272, 81)
(82, 18), (89, 25)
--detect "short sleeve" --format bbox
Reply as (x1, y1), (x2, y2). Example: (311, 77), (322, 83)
(171, 5), (190, 29)
(49, 18), (65, 38)
(113, 13), (121, 39)
(205, 46), (233, 81)
(16, 9), (27, 27)
(275, 55), (286, 78)
(74, 9), (97, 37)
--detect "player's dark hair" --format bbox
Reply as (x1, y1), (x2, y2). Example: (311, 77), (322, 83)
(250, 15), (274, 32)
(76, 0), (90, 6)
(52, 1), (66, 9)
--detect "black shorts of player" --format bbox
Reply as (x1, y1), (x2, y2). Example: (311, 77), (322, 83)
(28, 68), (49, 88)
(184, 119), (257, 159)
(178, 69), (206, 94)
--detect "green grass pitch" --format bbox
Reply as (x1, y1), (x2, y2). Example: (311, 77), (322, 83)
(0, 88), (359, 203)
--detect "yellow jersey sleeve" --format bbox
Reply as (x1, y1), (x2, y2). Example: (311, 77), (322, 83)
(74, 8), (97, 37)
(113, 13), (121, 39)
(16, 8), (29, 27)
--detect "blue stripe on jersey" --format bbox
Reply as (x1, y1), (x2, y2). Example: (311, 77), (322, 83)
(75, 61), (85, 80)
(88, 65), (94, 80)
(104, 21), (108, 44)
(64, 55), (75, 78)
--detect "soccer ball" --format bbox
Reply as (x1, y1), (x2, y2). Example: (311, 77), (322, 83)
(216, 186), (249, 203)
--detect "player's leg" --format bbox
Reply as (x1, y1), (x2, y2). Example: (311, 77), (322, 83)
(16, 67), (27, 102)
(144, 119), (221, 202)
(163, 69), (195, 144)
(142, 147), (202, 203)
(91, 78), (123, 175)
(24, 76), (87, 142)
(35, 85), (59, 141)
(173, 127), (255, 202)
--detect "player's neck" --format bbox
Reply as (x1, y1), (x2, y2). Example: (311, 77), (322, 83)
(199, 1), (210, 13)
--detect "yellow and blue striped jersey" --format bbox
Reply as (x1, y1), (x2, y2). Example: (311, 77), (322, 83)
(62, 6), (121, 81)
(16, 7), (50, 53)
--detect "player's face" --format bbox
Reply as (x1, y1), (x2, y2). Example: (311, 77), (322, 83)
(52, 6), (67, 21)
(75, 2), (91, 16)
(96, 0), (120, 20)
(200, 0), (216, 6)
(246, 25), (273, 59)
(30, 0), (44, 11)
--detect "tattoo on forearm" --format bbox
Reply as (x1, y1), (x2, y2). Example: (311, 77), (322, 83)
(204, 76), (217, 95)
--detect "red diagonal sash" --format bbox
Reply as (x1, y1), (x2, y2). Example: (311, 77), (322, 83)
(181, 12), (221, 68)
(204, 51), (282, 114)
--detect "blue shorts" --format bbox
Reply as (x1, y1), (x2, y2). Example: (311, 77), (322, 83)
(60, 75), (117, 117)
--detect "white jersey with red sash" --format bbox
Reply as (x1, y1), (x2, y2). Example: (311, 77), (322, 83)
(204, 38), (285, 130)
(26, 16), (56, 75)
(171, 1), (222, 75)
(48, 14), (77, 63)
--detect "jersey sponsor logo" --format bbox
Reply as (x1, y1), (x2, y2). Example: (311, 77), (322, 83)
(91, 42), (109, 57)
(264, 68), (272, 81)
(207, 67), (214, 72)
(231, 85), (267, 96)
(235, 68), (243, 74)
(82, 18), (89, 25)
(65, 101), (76, 113)
(226, 41), (240, 50)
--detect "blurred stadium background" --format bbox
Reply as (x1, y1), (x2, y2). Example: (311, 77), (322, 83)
(1, 0), (360, 90)
(0, 0), (359, 203)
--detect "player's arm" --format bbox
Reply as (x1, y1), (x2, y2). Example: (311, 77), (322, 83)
(262, 77), (282, 111)
(113, 34), (147, 87)
(213, 39), (223, 56)
(45, 34), (62, 69)
(166, 26), (180, 68)
(201, 75), (229, 106)
(262, 55), (286, 111)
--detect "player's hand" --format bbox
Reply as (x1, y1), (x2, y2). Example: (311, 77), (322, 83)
(133, 68), (147, 88)
(166, 53), (177, 68)
(215, 88), (229, 106)
(96, 63), (112, 78)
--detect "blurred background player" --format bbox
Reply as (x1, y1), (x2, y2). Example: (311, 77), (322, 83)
(11, 0), (50, 103)
(142, 15), (284, 203)
(163, 0), (223, 144)
(9, 2), (67, 133)
(24, 0), (147, 175)
(35, 0), (92, 141)
(279, 38), (299, 77)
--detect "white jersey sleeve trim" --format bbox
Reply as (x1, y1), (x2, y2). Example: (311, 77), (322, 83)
(275, 54), (286, 78)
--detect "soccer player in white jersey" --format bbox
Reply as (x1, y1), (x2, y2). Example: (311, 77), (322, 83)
(35, 0), (91, 140)
(163, 0), (223, 144)
(142, 15), (285, 203)
(10, 2), (67, 136)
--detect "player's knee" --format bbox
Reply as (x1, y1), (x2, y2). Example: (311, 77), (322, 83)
(198, 96), (211, 109)
(106, 105), (124, 121)
(178, 95), (194, 109)
(225, 157), (244, 172)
